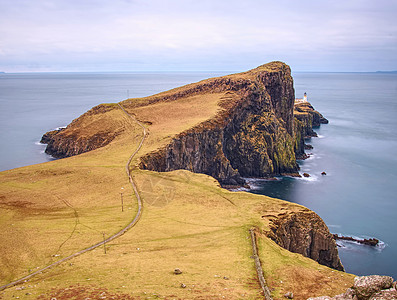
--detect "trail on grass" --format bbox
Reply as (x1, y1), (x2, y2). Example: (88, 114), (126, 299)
(0, 103), (146, 291)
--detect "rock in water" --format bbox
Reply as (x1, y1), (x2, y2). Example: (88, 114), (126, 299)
(353, 275), (393, 300)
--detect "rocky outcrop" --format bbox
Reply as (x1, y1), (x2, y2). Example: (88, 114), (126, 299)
(41, 104), (121, 158)
(266, 210), (344, 271)
(139, 125), (245, 185)
(140, 62), (302, 185)
(353, 275), (394, 300)
(293, 102), (328, 158)
(308, 275), (396, 300)
(332, 234), (379, 247)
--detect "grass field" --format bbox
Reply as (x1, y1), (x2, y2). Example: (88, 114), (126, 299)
(0, 74), (354, 299)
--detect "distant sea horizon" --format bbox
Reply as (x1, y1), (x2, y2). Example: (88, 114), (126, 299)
(1, 70), (396, 278)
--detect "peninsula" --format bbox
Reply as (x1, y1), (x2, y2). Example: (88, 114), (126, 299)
(1, 62), (358, 299)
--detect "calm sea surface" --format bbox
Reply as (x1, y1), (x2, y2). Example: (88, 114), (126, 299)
(0, 71), (396, 278)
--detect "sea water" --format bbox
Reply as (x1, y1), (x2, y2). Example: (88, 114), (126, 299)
(0, 71), (396, 278)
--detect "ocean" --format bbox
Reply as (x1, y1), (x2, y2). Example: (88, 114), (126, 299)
(0, 71), (396, 278)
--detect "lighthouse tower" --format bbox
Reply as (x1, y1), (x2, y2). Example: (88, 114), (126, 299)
(303, 92), (308, 102)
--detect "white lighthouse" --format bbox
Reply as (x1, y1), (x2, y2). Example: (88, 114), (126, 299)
(303, 92), (308, 102)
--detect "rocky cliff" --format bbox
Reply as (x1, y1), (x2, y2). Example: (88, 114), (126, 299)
(266, 210), (344, 271)
(293, 101), (329, 159)
(139, 62), (307, 185)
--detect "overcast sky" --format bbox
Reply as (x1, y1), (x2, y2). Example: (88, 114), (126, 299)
(1, 0), (396, 72)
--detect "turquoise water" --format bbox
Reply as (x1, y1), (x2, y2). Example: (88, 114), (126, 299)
(0, 71), (396, 278)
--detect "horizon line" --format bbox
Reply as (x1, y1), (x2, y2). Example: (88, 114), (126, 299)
(2, 70), (396, 74)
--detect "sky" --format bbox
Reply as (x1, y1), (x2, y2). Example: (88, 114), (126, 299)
(0, 0), (396, 72)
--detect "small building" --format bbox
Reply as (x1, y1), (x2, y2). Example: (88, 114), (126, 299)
(295, 92), (308, 103)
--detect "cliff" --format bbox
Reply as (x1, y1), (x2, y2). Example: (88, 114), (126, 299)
(139, 62), (302, 185)
(41, 104), (122, 158)
(266, 210), (344, 271)
(293, 101), (329, 158)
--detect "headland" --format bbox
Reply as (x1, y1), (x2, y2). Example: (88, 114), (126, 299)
(1, 62), (378, 299)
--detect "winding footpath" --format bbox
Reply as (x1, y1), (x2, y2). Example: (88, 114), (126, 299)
(0, 103), (146, 292)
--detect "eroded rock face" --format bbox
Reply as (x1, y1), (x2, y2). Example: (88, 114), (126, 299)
(140, 62), (301, 184)
(293, 102), (329, 158)
(266, 210), (344, 271)
(140, 127), (244, 186)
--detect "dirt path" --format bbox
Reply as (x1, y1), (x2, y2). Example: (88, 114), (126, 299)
(0, 103), (146, 292)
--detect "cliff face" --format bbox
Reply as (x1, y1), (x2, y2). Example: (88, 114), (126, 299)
(266, 210), (344, 271)
(140, 62), (300, 185)
(293, 101), (329, 159)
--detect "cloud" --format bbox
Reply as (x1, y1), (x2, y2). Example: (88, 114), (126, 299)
(0, 0), (396, 71)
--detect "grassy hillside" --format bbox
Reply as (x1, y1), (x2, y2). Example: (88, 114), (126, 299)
(0, 66), (354, 299)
